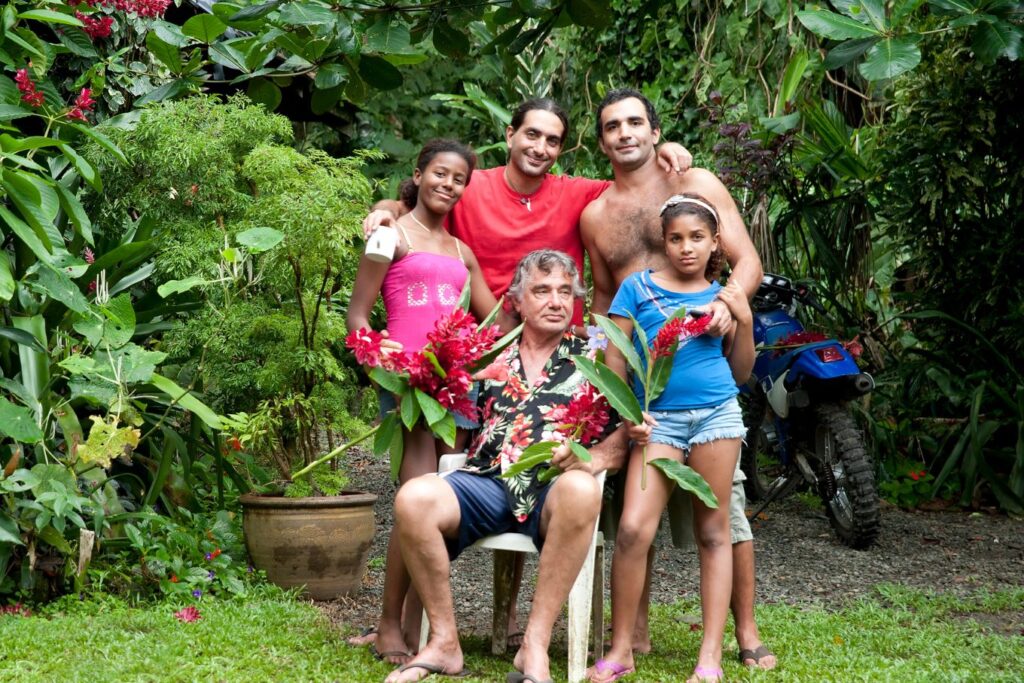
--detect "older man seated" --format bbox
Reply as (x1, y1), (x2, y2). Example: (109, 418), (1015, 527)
(384, 249), (627, 683)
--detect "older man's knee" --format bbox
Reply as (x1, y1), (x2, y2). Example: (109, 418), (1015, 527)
(395, 475), (445, 525)
(550, 470), (601, 517)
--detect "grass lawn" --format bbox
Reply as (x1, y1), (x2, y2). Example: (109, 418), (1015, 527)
(1, 585), (1021, 682)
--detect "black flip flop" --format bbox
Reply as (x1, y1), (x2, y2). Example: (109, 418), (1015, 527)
(506, 672), (554, 683)
(738, 644), (775, 667)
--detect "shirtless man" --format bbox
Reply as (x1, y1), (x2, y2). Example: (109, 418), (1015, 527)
(582, 89), (776, 676)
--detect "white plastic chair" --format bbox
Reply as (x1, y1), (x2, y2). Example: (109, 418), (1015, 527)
(422, 453), (606, 683)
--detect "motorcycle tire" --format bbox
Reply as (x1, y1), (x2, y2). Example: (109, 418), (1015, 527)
(813, 403), (880, 549)
(739, 394), (788, 502)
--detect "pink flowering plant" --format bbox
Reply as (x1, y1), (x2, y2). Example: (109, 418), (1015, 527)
(573, 311), (718, 506)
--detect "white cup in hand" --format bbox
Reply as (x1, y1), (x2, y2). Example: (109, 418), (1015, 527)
(365, 225), (397, 263)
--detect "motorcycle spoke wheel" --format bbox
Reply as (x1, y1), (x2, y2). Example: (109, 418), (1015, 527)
(814, 403), (880, 549)
(740, 394), (788, 502)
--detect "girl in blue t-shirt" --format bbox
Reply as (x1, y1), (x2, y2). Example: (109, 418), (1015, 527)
(596, 194), (754, 683)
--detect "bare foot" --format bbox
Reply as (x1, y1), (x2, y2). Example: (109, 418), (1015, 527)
(512, 634), (552, 683)
(737, 642), (777, 670)
(373, 625), (414, 666)
(347, 627), (377, 647)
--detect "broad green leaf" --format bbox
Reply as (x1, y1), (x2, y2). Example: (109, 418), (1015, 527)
(108, 262), (156, 296)
(0, 326), (46, 353)
(502, 442), (559, 477)
(358, 55), (403, 90)
(388, 414), (404, 481)
(852, 0), (888, 32)
(594, 314), (644, 380)
(150, 373), (223, 430)
(277, 2), (335, 25)
(573, 355), (643, 424)
(431, 413), (456, 448)
(824, 37), (877, 69)
(58, 28), (97, 58)
(795, 9), (880, 40)
(457, 276), (471, 312)
(973, 20), (1022, 63)
(27, 263), (91, 314)
(229, 0), (282, 22)
(99, 294), (136, 348)
(246, 77), (282, 110)
(68, 123), (127, 164)
(55, 182), (93, 246)
(400, 389), (420, 430)
(0, 252), (14, 302)
(0, 397), (43, 443)
(649, 458), (718, 508)
(12, 316), (48, 412)
(59, 144), (100, 192)
(0, 104), (33, 121)
(152, 19), (190, 46)
(182, 14), (228, 43)
(147, 31), (183, 73)
(37, 524), (72, 553)
(366, 18), (411, 53)
(432, 21), (469, 59)
(236, 226), (283, 252)
(568, 440), (591, 462)
(58, 354), (97, 375)
(210, 42), (248, 72)
(310, 85), (342, 115)
(779, 50), (809, 109)
(567, 0), (613, 28)
(0, 205), (51, 263)
(18, 10), (84, 26)
(0, 513), (22, 545)
(135, 79), (189, 106)
(368, 367), (407, 395)
(373, 411), (399, 455)
(313, 63), (347, 89)
(415, 389), (447, 427)
(858, 37), (921, 81)
(2, 168), (55, 239)
(77, 415), (140, 469)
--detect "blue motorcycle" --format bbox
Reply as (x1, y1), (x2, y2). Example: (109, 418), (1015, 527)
(740, 274), (880, 549)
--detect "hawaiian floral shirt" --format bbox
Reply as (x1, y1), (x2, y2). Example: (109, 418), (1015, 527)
(463, 334), (616, 521)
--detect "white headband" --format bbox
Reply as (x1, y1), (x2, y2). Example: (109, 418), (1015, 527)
(659, 195), (719, 224)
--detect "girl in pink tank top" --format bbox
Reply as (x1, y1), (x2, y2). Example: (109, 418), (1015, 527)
(347, 140), (499, 659)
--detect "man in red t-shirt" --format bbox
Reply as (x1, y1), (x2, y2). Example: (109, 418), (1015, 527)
(363, 98), (692, 326)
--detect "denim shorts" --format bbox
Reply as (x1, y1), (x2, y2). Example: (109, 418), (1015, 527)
(648, 396), (746, 458)
(378, 384), (480, 430)
(439, 470), (550, 560)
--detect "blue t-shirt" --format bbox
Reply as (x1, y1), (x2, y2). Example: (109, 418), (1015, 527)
(608, 270), (738, 410)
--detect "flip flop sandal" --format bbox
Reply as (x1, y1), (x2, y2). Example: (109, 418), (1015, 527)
(507, 673), (555, 683)
(689, 665), (723, 682)
(738, 644), (776, 668)
(373, 647), (413, 664)
(396, 661), (472, 679)
(589, 658), (635, 682)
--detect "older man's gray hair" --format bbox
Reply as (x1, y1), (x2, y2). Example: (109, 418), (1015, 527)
(507, 249), (586, 303)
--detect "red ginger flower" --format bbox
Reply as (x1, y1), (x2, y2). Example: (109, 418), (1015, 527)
(66, 88), (96, 122)
(15, 69), (44, 108)
(547, 382), (611, 445)
(76, 11), (114, 39)
(345, 328), (386, 367)
(652, 314), (711, 359)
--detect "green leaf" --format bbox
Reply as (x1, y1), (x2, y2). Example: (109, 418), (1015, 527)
(457, 276), (471, 312)
(502, 441), (558, 477)
(568, 440), (591, 462)
(400, 389), (421, 430)
(313, 62), (347, 89)
(567, 0), (613, 28)
(59, 144), (100, 192)
(365, 18), (411, 53)
(358, 55), (403, 90)
(373, 411), (398, 453)
(99, 294), (136, 349)
(415, 389), (448, 427)
(27, 264), (91, 314)
(432, 413), (456, 448)
(432, 21), (469, 59)
(779, 50), (809, 108)
(649, 458), (718, 508)
(368, 367), (407, 395)
(593, 314), (644, 380)
(824, 37), (877, 69)
(310, 85), (341, 115)
(18, 9), (83, 26)
(972, 20), (1022, 63)
(572, 355), (643, 424)
(0, 326), (47, 354)
(277, 2), (335, 25)
(68, 124), (127, 164)
(0, 104), (33, 121)
(0, 513), (22, 546)
(0, 252), (14, 303)
(246, 77), (282, 110)
(182, 14), (228, 43)
(135, 79), (190, 106)
(146, 31), (183, 73)
(0, 205), (51, 263)
(236, 226), (283, 252)
(152, 19), (190, 46)
(157, 276), (209, 299)
(150, 373), (223, 430)
(55, 183), (93, 246)
(0, 397), (43, 443)
(858, 37), (921, 81)
(795, 9), (880, 40)
(388, 415), (404, 481)
(229, 0), (282, 22)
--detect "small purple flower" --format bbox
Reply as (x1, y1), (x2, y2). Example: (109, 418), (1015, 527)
(204, 552), (213, 561)
(247, 565), (254, 573)
(586, 326), (608, 351)
(192, 589), (202, 599)
(207, 570), (215, 581)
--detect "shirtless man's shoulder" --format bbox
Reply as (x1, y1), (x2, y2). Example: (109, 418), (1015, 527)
(582, 174), (674, 278)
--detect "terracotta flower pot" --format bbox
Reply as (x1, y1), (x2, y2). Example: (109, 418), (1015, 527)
(240, 491), (377, 599)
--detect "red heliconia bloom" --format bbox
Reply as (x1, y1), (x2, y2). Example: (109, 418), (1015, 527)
(778, 330), (828, 346)
(227, 436), (242, 451)
(173, 605), (201, 623)
(76, 11), (114, 39)
(651, 314), (711, 359)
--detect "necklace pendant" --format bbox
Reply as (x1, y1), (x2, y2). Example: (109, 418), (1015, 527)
(524, 198), (531, 212)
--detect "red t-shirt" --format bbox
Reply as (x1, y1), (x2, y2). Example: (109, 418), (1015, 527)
(447, 166), (609, 324)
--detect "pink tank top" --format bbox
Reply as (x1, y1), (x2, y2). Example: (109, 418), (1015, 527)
(380, 228), (469, 351)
